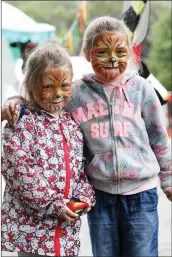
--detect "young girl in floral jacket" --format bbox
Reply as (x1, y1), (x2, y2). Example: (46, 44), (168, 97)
(1, 43), (95, 257)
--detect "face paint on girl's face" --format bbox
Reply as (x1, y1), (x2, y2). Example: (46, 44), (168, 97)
(90, 32), (130, 82)
(34, 66), (72, 113)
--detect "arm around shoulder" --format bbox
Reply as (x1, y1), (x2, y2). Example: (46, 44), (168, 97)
(1, 96), (24, 123)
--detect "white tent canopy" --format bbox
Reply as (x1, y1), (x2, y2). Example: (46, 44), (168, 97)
(2, 2), (56, 44)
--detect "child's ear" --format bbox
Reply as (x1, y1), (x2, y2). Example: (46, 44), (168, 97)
(84, 48), (91, 62)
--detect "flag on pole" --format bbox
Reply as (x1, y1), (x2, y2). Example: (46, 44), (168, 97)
(66, 31), (73, 52)
(55, 1), (87, 53)
(82, 1), (87, 22)
(121, 0), (150, 45)
(121, 1), (169, 105)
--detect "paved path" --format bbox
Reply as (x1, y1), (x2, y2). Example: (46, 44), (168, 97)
(1, 177), (171, 257)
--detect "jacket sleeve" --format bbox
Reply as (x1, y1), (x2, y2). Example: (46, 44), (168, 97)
(142, 79), (172, 191)
(72, 162), (96, 206)
(2, 114), (66, 219)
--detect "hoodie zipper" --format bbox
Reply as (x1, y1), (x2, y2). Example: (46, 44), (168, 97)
(54, 123), (71, 256)
(101, 87), (120, 193)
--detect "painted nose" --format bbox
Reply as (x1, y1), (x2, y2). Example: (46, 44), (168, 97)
(56, 94), (62, 99)
(110, 57), (116, 63)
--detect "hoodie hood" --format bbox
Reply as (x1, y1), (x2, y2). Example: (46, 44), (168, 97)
(82, 69), (138, 107)
(82, 69), (138, 86)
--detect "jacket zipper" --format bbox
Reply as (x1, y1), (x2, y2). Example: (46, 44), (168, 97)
(102, 87), (120, 193)
(54, 123), (71, 256)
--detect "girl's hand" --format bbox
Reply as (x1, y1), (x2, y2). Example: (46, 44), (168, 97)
(59, 199), (79, 222)
(1, 101), (19, 126)
(79, 196), (91, 214)
(165, 188), (172, 201)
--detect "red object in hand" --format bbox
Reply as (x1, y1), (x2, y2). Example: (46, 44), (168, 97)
(67, 197), (89, 215)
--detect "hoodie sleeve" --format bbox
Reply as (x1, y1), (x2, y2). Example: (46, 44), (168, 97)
(65, 81), (83, 114)
(68, 113), (96, 206)
(2, 112), (66, 220)
(73, 163), (96, 206)
(142, 79), (172, 192)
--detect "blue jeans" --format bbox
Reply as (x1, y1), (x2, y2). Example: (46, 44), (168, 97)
(87, 188), (159, 257)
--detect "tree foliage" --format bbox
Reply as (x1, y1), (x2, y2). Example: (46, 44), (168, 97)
(4, 1), (172, 90)
(147, 7), (171, 90)
(5, 1), (123, 55)
(5, 1), (123, 38)
(5, 1), (79, 37)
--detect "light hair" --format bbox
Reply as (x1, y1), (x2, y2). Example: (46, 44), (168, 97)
(81, 16), (140, 71)
(23, 43), (73, 108)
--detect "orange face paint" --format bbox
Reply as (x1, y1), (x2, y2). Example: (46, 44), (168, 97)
(34, 66), (72, 113)
(89, 32), (130, 82)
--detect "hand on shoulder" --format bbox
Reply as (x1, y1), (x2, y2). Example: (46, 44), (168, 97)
(1, 100), (20, 126)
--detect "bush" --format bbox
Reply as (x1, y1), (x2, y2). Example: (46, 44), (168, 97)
(147, 8), (172, 91)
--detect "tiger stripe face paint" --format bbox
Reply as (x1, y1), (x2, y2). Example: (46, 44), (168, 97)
(34, 66), (73, 113)
(89, 32), (130, 82)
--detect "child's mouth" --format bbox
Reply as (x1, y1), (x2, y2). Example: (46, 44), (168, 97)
(104, 66), (119, 69)
(50, 101), (63, 105)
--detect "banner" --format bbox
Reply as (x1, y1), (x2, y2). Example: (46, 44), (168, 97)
(122, 1), (150, 45)
(56, 1), (87, 53)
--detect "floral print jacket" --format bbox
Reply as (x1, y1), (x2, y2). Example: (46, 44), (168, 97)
(1, 107), (95, 256)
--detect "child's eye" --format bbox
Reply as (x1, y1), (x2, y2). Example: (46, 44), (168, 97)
(117, 53), (126, 57)
(61, 84), (69, 88)
(43, 85), (52, 89)
(116, 51), (127, 57)
(97, 51), (106, 55)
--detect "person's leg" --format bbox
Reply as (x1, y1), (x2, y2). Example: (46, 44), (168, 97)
(87, 188), (120, 257)
(119, 188), (159, 257)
